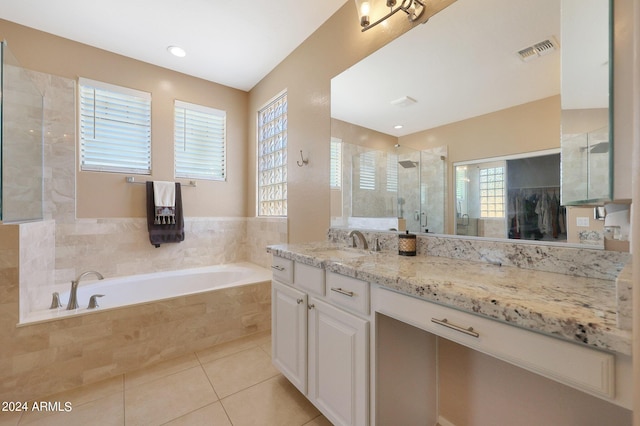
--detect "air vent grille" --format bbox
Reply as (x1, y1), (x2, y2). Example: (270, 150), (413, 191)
(517, 38), (558, 62)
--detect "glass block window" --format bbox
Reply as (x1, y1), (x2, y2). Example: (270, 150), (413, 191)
(79, 78), (151, 174)
(258, 92), (287, 216)
(174, 100), (226, 181)
(479, 166), (505, 218)
(330, 138), (342, 189)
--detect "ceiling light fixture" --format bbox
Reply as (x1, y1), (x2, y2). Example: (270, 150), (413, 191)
(354, 0), (425, 32)
(167, 45), (186, 58)
(394, 124), (404, 129)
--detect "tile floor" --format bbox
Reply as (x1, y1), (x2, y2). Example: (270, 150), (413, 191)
(1, 331), (332, 426)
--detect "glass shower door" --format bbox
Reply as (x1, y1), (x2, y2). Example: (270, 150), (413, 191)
(1, 41), (44, 222)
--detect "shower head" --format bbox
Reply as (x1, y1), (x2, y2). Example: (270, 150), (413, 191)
(398, 160), (418, 169)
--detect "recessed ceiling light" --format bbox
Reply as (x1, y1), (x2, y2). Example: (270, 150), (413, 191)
(394, 125), (404, 129)
(167, 45), (186, 58)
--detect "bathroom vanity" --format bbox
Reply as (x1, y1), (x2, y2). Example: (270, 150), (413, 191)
(267, 237), (632, 426)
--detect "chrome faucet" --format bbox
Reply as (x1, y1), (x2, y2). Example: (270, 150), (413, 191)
(347, 230), (368, 250)
(67, 270), (104, 310)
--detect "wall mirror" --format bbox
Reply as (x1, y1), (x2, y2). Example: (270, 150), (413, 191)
(330, 0), (612, 246)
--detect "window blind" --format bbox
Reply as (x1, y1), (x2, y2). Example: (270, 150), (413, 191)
(174, 100), (226, 181)
(386, 154), (398, 192)
(359, 151), (376, 190)
(330, 139), (342, 189)
(79, 78), (151, 174)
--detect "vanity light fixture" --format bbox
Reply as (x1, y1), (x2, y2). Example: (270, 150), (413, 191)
(354, 0), (426, 32)
(167, 45), (186, 58)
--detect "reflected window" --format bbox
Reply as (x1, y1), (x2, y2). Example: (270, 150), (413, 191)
(479, 166), (505, 218)
(359, 151), (376, 190)
(330, 139), (342, 189)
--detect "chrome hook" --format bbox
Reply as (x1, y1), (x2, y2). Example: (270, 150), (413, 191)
(296, 150), (308, 167)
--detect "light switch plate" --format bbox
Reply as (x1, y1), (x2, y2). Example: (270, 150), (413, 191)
(576, 217), (590, 227)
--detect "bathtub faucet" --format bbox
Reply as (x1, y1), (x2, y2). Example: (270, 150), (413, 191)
(67, 270), (104, 310)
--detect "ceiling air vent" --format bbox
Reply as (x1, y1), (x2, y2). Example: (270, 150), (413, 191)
(517, 38), (558, 62)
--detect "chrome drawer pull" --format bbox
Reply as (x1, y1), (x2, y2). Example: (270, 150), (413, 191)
(331, 287), (355, 297)
(271, 265), (285, 271)
(308, 304), (315, 310)
(296, 298), (304, 304)
(431, 318), (479, 338)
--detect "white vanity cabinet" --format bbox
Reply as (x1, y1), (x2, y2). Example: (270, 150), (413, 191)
(271, 257), (370, 426)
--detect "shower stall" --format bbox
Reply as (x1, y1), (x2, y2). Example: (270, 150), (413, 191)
(1, 41), (44, 222)
(332, 141), (446, 234)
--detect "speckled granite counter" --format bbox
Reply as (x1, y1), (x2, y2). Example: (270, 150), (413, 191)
(267, 242), (631, 356)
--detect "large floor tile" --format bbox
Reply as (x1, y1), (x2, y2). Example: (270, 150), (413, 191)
(0, 411), (21, 426)
(124, 352), (200, 390)
(221, 375), (320, 426)
(161, 401), (231, 426)
(202, 346), (279, 398)
(196, 331), (271, 364)
(18, 392), (123, 426)
(124, 366), (217, 426)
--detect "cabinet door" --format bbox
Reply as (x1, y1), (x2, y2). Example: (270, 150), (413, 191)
(272, 280), (307, 394)
(308, 297), (369, 426)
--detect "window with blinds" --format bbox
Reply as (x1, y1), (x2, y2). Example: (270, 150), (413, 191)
(79, 78), (151, 174)
(174, 101), (226, 181)
(258, 92), (287, 217)
(386, 154), (398, 192)
(330, 139), (342, 189)
(359, 151), (376, 190)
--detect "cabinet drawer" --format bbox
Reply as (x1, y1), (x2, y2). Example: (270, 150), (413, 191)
(375, 287), (615, 400)
(326, 272), (369, 316)
(271, 256), (294, 284)
(294, 262), (325, 296)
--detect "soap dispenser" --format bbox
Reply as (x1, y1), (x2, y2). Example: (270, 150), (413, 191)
(398, 230), (416, 256)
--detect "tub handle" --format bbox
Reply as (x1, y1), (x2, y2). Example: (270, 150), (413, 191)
(88, 294), (105, 309)
(50, 292), (63, 309)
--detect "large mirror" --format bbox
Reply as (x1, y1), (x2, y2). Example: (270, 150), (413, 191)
(330, 0), (612, 246)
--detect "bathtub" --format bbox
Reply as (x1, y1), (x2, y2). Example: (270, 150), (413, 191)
(20, 262), (271, 325)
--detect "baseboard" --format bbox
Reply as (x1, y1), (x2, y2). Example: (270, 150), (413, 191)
(437, 415), (457, 426)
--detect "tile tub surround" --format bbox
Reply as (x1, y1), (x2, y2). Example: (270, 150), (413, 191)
(267, 241), (631, 355)
(0, 249), (271, 403)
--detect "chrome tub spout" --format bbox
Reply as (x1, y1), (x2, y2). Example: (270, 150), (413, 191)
(67, 271), (104, 310)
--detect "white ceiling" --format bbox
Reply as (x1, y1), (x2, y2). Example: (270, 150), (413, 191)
(0, 0), (348, 91)
(331, 0), (562, 137)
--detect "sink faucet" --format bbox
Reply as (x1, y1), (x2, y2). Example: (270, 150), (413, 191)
(347, 230), (368, 250)
(67, 270), (104, 310)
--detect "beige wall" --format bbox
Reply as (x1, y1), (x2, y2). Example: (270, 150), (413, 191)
(248, 0), (456, 243)
(250, 0), (637, 423)
(0, 19), (248, 218)
(399, 95), (561, 163)
(331, 118), (399, 150)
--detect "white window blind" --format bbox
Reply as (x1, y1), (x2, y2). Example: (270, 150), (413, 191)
(79, 78), (151, 174)
(387, 154), (398, 192)
(359, 151), (376, 190)
(174, 100), (226, 181)
(330, 139), (342, 189)
(258, 92), (288, 217)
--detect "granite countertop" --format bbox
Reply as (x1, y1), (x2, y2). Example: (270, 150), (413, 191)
(267, 242), (631, 356)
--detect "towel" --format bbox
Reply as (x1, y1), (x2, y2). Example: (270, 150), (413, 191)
(153, 181), (176, 224)
(146, 182), (185, 247)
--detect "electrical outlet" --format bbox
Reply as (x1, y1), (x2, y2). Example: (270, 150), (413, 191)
(576, 217), (590, 227)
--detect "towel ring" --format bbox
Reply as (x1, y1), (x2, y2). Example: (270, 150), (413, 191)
(297, 150), (309, 167)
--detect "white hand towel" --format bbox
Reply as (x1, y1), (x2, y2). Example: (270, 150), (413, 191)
(153, 181), (176, 224)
